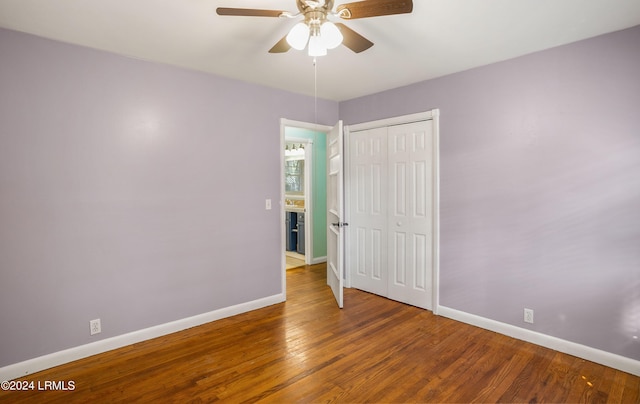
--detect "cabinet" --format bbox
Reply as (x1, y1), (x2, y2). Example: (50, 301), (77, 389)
(285, 212), (297, 251)
(296, 213), (305, 254)
(285, 211), (305, 253)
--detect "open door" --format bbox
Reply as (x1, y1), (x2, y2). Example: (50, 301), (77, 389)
(327, 121), (345, 308)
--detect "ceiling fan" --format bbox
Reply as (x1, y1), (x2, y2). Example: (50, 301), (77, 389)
(216, 0), (413, 56)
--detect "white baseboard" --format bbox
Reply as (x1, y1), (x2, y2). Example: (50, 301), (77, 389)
(311, 256), (327, 265)
(0, 293), (285, 382)
(437, 305), (640, 377)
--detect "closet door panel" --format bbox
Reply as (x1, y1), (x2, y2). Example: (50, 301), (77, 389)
(388, 121), (434, 309)
(348, 127), (388, 296)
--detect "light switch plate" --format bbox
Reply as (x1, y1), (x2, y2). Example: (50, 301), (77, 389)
(265, 199), (272, 210)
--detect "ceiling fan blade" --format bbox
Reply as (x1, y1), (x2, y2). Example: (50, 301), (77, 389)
(269, 35), (292, 53)
(335, 23), (373, 53)
(337, 0), (413, 19)
(216, 7), (286, 17)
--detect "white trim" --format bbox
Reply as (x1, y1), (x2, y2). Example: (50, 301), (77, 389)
(0, 294), (285, 382)
(437, 305), (640, 377)
(347, 111), (437, 133)
(311, 255), (327, 265)
(281, 119), (332, 133)
(431, 109), (440, 315)
(280, 122), (286, 300)
(304, 142), (313, 265)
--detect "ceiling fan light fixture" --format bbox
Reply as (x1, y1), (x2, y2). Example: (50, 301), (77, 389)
(320, 21), (343, 49)
(218, 0), (415, 55)
(308, 34), (327, 56)
(286, 22), (310, 50)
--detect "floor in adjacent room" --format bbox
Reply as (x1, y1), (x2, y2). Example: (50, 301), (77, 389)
(285, 251), (305, 269)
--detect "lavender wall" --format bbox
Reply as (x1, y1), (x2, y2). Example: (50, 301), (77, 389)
(340, 25), (640, 361)
(0, 28), (338, 367)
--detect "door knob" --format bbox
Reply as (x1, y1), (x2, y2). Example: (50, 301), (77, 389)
(397, 221), (402, 226)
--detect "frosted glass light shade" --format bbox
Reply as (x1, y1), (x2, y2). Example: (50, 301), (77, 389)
(286, 22), (310, 50)
(308, 35), (327, 56)
(320, 21), (343, 49)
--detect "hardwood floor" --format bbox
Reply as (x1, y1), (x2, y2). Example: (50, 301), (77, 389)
(1, 263), (638, 403)
(286, 252), (305, 270)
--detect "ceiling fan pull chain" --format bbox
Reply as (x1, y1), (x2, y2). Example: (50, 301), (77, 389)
(314, 57), (318, 124)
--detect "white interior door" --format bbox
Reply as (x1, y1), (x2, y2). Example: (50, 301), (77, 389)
(350, 127), (388, 297)
(327, 121), (344, 308)
(387, 121), (434, 310)
(347, 117), (436, 310)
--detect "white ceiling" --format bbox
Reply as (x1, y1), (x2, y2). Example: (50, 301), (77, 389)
(1, 0), (639, 101)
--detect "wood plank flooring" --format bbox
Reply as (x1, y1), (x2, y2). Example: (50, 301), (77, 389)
(1, 263), (638, 403)
(286, 253), (305, 270)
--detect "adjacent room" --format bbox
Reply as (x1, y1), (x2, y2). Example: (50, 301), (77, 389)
(1, 0), (639, 401)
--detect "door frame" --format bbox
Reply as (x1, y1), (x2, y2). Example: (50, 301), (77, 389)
(280, 119), (332, 299)
(344, 110), (441, 313)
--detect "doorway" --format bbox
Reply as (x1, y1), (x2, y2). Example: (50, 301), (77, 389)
(284, 137), (311, 269)
(280, 120), (331, 294)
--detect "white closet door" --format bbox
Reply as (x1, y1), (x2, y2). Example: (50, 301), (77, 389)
(348, 119), (435, 310)
(387, 121), (434, 310)
(349, 127), (388, 296)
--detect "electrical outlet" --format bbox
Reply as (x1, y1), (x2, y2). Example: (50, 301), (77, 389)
(90, 319), (101, 335)
(524, 308), (534, 324)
